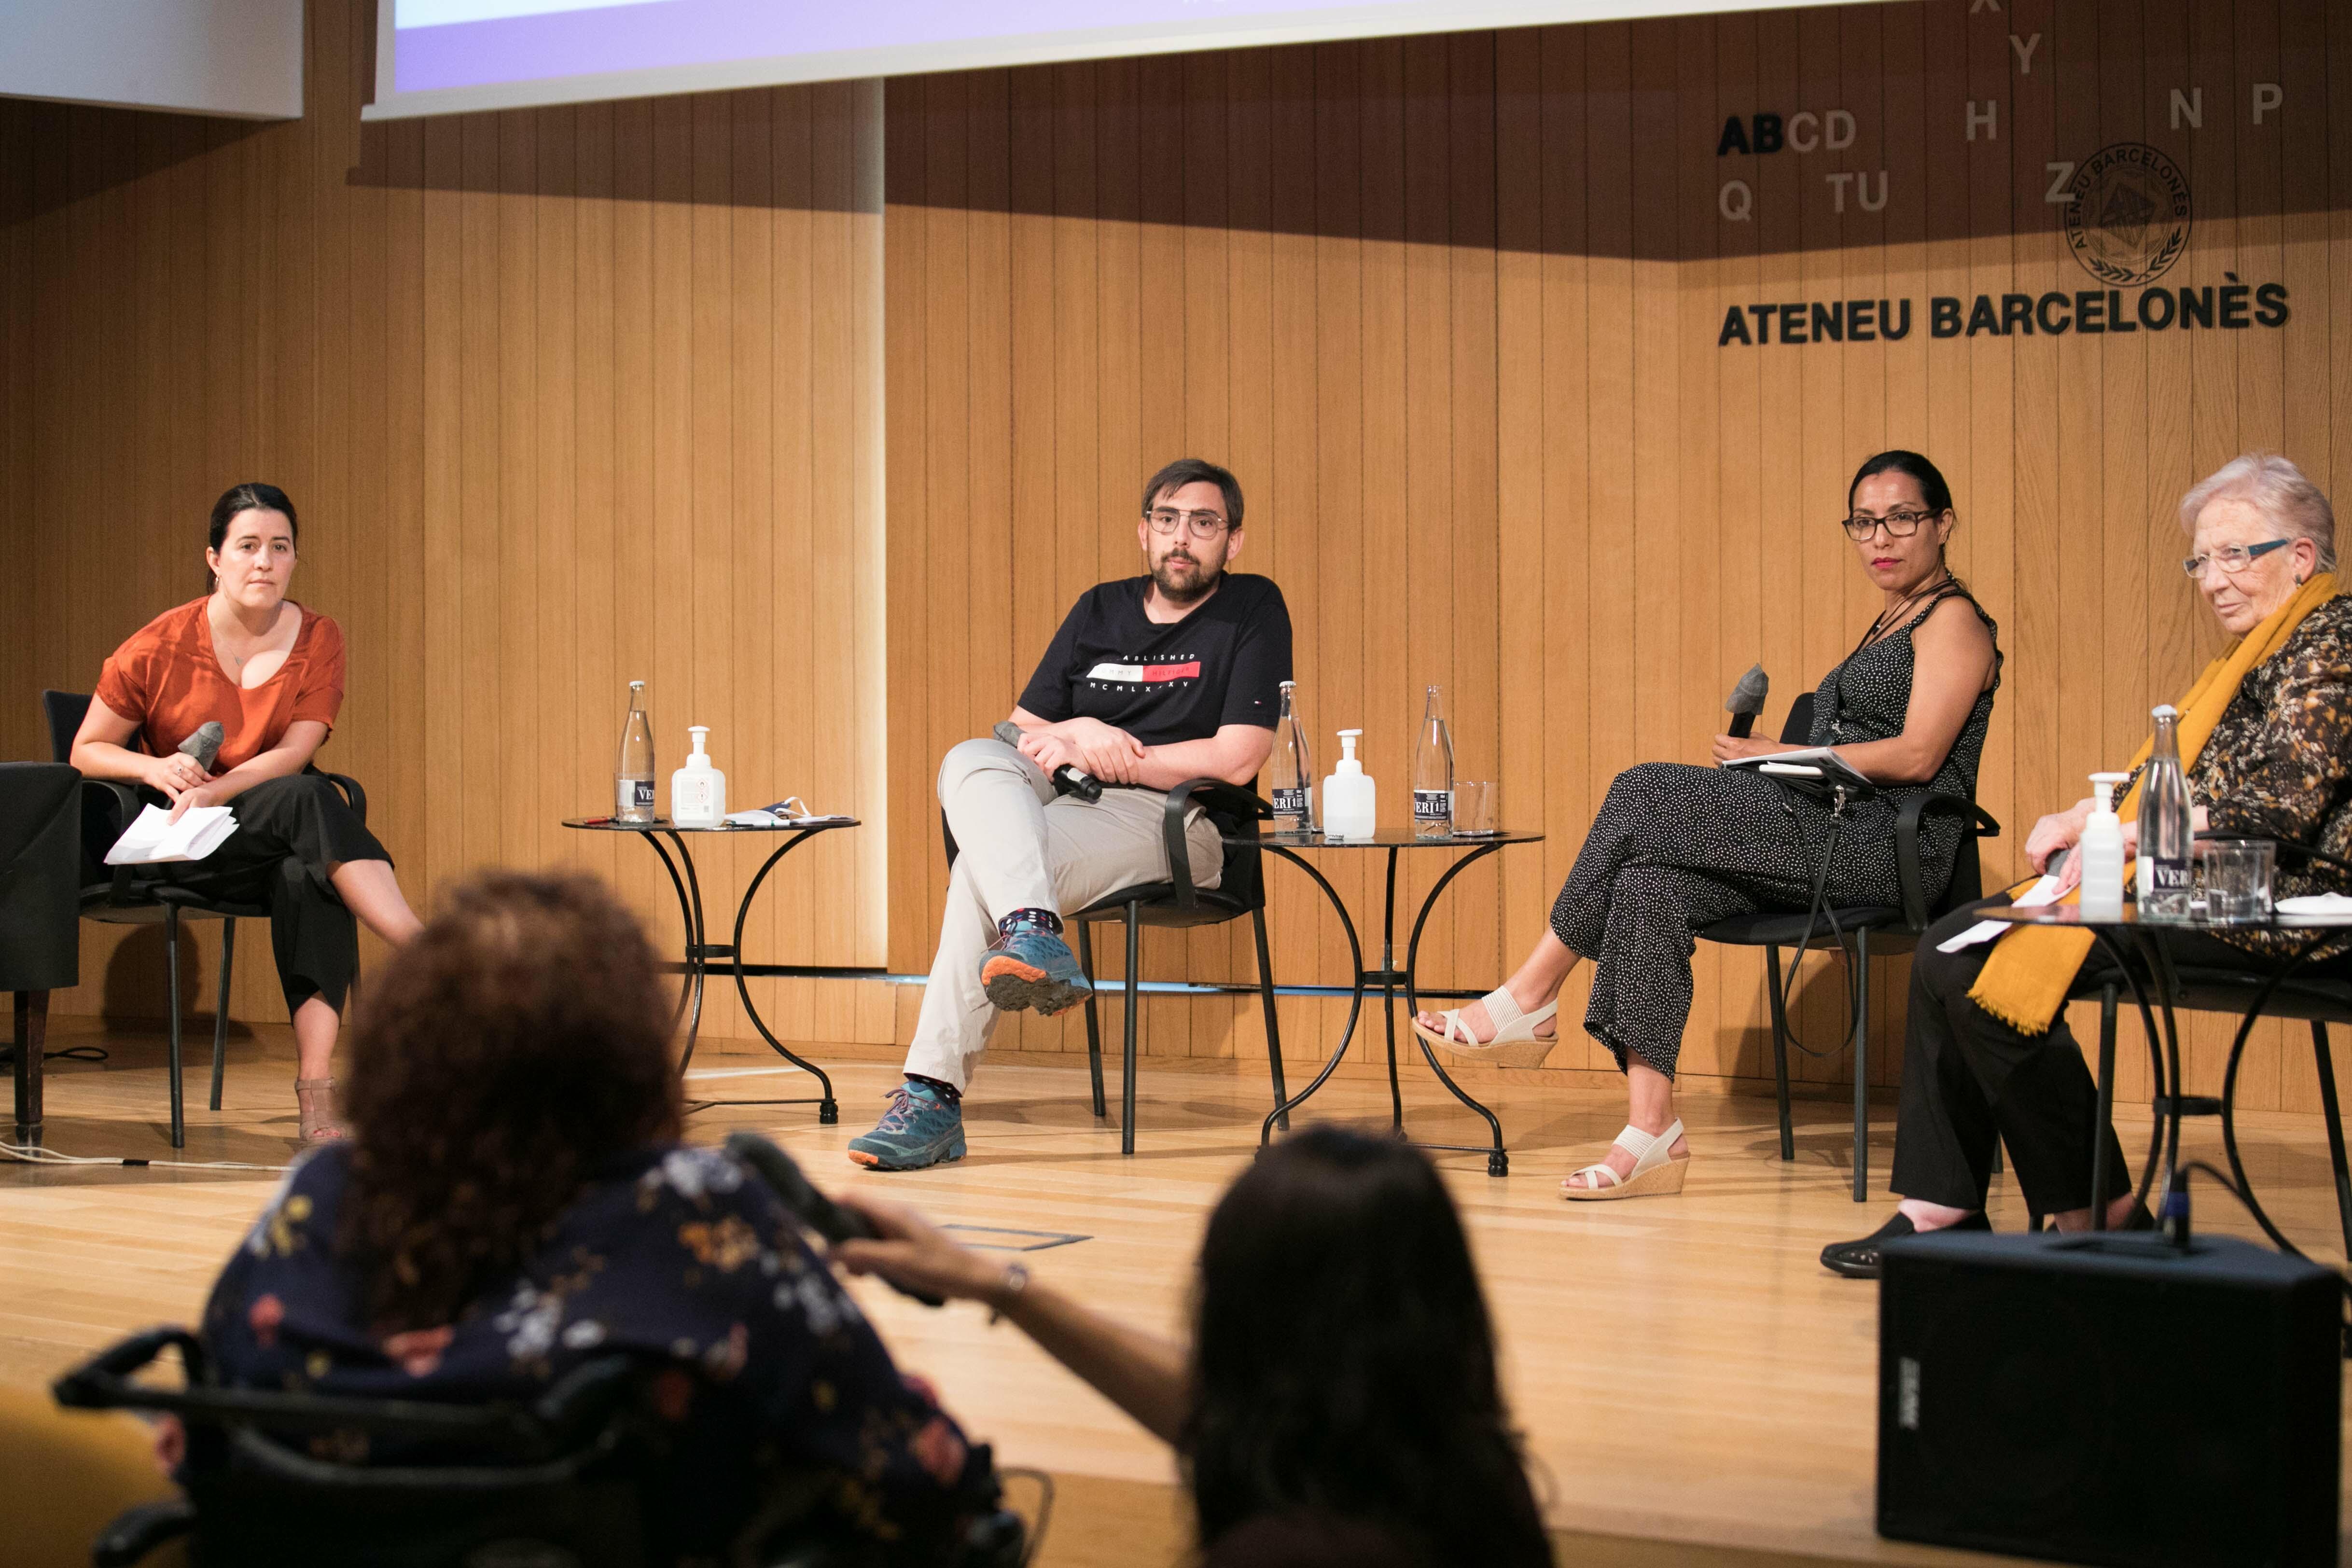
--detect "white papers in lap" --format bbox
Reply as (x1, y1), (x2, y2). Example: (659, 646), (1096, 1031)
(105, 804), (239, 865)
(1936, 875), (2064, 953)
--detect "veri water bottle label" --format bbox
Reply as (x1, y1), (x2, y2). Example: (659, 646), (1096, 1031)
(618, 778), (654, 814)
(1412, 789), (1452, 823)
(2151, 858), (2194, 893)
(1272, 786), (1309, 817)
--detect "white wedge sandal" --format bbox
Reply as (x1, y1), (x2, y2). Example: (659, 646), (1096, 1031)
(1412, 985), (1559, 1069)
(1561, 1118), (1690, 1201)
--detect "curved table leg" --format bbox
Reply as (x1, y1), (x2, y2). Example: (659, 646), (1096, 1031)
(2085, 928), (2174, 1225)
(639, 833), (705, 1068)
(1257, 845), (1367, 1147)
(1402, 842), (1511, 1176)
(721, 831), (840, 1124)
(2218, 930), (2340, 1258)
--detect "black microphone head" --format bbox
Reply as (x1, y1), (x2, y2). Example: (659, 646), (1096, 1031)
(1726, 664), (1769, 718)
(177, 721), (224, 773)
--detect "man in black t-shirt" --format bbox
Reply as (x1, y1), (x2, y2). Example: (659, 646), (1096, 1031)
(848, 458), (1294, 1170)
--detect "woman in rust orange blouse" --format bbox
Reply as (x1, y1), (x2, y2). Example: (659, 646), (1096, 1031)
(70, 483), (422, 1142)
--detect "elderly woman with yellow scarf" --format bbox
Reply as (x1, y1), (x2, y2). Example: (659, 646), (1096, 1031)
(1823, 453), (2352, 1278)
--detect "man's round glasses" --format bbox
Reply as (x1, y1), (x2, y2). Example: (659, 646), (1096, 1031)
(2182, 539), (2291, 579)
(1839, 510), (1939, 540)
(1145, 508), (1230, 540)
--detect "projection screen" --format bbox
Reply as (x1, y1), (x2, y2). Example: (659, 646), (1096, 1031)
(364, 0), (1886, 120)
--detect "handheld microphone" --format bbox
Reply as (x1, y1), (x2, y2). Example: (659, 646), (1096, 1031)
(723, 1131), (945, 1307)
(177, 721), (224, 774)
(1726, 665), (1769, 739)
(994, 720), (1103, 802)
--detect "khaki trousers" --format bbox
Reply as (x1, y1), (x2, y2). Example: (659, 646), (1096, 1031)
(903, 737), (1224, 1092)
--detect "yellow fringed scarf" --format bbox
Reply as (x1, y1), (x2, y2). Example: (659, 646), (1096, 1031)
(1966, 572), (2342, 1034)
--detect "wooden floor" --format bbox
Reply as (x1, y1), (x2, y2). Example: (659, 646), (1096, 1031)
(8, 1018), (2352, 1568)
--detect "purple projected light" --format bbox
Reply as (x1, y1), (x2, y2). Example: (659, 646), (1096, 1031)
(395, 0), (1392, 92)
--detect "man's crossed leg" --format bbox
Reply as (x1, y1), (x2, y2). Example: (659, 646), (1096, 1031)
(847, 736), (1222, 1170)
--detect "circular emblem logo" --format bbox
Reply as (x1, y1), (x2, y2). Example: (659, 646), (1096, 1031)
(2062, 142), (2191, 286)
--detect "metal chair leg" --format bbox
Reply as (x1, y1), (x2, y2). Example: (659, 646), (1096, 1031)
(1078, 922), (1105, 1119)
(1253, 907), (1288, 1131)
(1851, 928), (1870, 1202)
(2090, 983), (2119, 1228)
(1764, 944), (1794, 1161)
(2310, 1021), (2352, 1263)
(164, 905), (185, 1150)
(1121, 905), (1141, 1157)
(209, 917), (235, 1111)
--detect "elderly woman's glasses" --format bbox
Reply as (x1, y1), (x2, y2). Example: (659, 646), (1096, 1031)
(1840, 509), (1938, 540)
(1146, 508), (1230, 540)
(2182, 539), (2291, 579)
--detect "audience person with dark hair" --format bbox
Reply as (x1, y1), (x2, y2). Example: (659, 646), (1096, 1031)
(1823, 453), (2352, 1277)
(191, 871), (1001, 1562)
(1413, 450), (2003, 1199)
(831, 1124), (1553, 1568)
(848, 457), (1292, 1170)
(69, 482), (422, 1142)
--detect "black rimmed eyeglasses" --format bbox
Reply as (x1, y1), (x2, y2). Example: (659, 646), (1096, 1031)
(2182, 539), (2292, 579)
(1839, 509), (1941, 541)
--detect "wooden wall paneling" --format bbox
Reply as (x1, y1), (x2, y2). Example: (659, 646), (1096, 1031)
(1577, 23), (1634, 1078)
(0, 103), (25, 777)
(883, 79), (933, 983)
(729, 87), (782, 1039)
(1493, 28), (1546, 1063)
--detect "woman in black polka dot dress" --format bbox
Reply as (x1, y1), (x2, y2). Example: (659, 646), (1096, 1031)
(1414, 451), (2002, 1200)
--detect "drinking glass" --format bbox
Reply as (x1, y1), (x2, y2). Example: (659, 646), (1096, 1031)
(1453, 780), (1501, 837)
(2196, 838), (2275, 924)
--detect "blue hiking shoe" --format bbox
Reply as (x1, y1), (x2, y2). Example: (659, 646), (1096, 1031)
(845, 1081), (966, 1171)
(979, 927), (1092, 1016)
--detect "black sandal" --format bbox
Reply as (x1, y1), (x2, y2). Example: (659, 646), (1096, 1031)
(1820, 1210), (1991, 1279)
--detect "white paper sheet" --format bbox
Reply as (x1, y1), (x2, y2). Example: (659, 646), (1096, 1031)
(1935, 874), (2065, 953)
(105, 803), (239, 865)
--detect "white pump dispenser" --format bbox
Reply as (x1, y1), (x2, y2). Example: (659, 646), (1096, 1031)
(670, 725), (727, 827)
(1322, 728), (1377, 841)
(2078, 771), (2130, 920)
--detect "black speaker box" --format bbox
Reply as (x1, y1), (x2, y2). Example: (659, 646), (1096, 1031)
(1878, 1230), (2340, 1568)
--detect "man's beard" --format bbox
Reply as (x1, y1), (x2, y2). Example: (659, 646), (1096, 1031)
(1149, 549), (1223, 607)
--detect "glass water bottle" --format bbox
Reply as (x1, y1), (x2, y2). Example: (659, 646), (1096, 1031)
(616, 680), (656, 823)
(2138, 703), (2195, 918)
(1269, 680), (1315, 836)
(1412, 684), (1455, 838)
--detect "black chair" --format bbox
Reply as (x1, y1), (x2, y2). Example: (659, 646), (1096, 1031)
(1696, 692), (2002, 1201)
(53, 1327), (1028, 1568)
(1, 762), (81, 1149)
(946, 778), (1286, 1155)
(43, 690), (367, 1148)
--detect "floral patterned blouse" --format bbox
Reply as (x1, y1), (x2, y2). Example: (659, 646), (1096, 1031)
(201, 1142), (997, 1564)
(2127, 593), (2352, 958)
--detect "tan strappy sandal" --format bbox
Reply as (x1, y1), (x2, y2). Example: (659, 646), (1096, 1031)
(1562, 1119), (1690, 1201)
(294, 1077), (347, 1144)
(1413, 985), (1559, 1069)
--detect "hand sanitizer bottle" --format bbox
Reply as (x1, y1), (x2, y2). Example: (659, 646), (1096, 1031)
(2079, 772), (2130, 920)
(670, 726), (727, 827)
(1322, 728), (1377, 842)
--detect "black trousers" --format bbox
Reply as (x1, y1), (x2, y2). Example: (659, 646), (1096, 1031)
(1892, 895), (2258, 1215)
(143, 773), (389, 1017)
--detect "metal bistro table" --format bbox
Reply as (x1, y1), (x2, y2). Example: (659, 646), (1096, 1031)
(1990, 902), (2352, 1259)
(1242, 829), (1544, 1176)
(562, 818), (869, 1123)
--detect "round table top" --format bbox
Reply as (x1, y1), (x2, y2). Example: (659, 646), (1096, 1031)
(561, 816), (860, 833)
(1988, 903), (2352, 931)
(1226, 829), (1543, 849)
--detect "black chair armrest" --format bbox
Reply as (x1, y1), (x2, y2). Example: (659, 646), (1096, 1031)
(1161, 779), (1270, 912)
(75, 777), (150, 906)
(93, 1498), (197, 1568)
(314, 767), (367, 824)
(54, 1326), (209, 1409)
(1893, 792), (2002, 933)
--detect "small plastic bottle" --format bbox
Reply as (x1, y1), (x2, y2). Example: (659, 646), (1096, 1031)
(670, 725), (727, 827)
(2078, 772), (2130, 920)
(1322, 728), (1377, 842)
